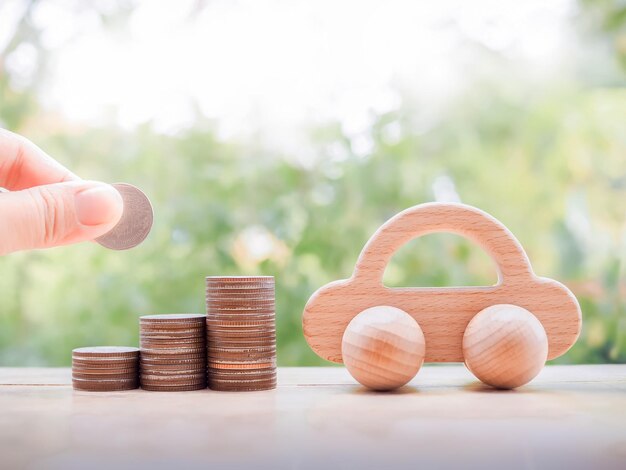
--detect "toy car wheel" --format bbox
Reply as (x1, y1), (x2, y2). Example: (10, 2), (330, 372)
(341, 305), (426, 391)
(463, 304), (549, 389)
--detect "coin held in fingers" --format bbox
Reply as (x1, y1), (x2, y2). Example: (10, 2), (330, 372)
(96, 183), (153, 250)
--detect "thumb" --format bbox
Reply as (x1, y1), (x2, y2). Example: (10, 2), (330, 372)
(0, 181), (123, 255)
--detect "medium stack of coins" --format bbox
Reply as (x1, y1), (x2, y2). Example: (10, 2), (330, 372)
(72, 346), (139, 391)
(139, 314), (207, 391)
(206, 276), (277, 391)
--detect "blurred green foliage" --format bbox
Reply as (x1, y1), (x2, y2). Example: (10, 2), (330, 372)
(0, 1), (625, 366)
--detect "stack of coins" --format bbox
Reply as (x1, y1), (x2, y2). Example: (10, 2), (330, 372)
(206, 276), (277, 391)
(139, 314), (207, 391)
(72, 346), (139, 392)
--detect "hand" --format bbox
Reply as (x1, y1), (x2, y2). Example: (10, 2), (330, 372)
(0, 129), (123, 255)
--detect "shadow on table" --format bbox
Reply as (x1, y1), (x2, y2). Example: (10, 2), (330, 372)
(463, 381), (548, 394)
(350, 385), (419, 395)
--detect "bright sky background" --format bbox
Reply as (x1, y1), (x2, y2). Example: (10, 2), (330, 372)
(1, 0), (575, 155)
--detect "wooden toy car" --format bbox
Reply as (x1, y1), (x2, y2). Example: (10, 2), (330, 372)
(302, 203), (582, 390)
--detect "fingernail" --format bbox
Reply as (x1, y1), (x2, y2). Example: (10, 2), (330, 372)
(75, 184), (123, 226)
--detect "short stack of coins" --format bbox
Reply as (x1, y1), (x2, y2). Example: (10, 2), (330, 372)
(139, 314), (207, 391)
(72, 346), (139, 392)
(206, 276), (277, 391)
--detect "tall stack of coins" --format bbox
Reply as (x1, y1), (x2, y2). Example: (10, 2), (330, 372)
(206, 276), (277, 391)
(139, 314), (207, 391)
(72, 346), (139, 391)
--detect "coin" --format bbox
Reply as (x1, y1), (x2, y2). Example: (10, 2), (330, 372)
(207, 333), (276, 341)
(72, 359), (139, 369)
(206, 313), (275, 319)
(205, 284), (274, 291)
(207, 345), (276, 353)
(207, 298), (275, 305)
(206, 276), (274, 283)
(141, 318), (205, 323)
(72, 377), (136, 385)
(140, 360), (203, 368)
(141, 383), (206, 392)
(207, 336), (275, 344)
(206, 348), (276, 355)
(72, 384), (139, 393)
(141, 346), (205, 354)
(72, 372), (138, 381)
(96, 183), (153, 250)
(206, 313), (275, 321)
(206, 322), (275, 330)
(140, 351), (206, 359)
(209, 366), (276, 375)
(205, 318), (276, 326)
(141, 314), (205, 322)
(140, 339), (205, 348)
(211, 362), (276, 369)
(209, 376), (276, 385)
(140, 327), (205, 335)
(206, 315), (276, 322)
(209, 379), (276, 387)
(139, 355), (205, 364)
(140, 364), (205, 371)
(141, 316), (205, 323)
(206, 286), (274, 292)
(206, 325), (276, 333)
(71, 366), (138, 374)
(140, 330), (204, 337)
(140, 373), (205, 382)
(208, 344), (277, 351)
(208, 373), (275, 382)
(72, 377), (139, 392)
(207, 337), (276, 345)
(140, 336), (203, 342)
(140, 322), (205, 328)
(206, 291), (275, 298)
(208, 381), (276, 392)
(205, 316), (276, 324)
(207, 309), (275, 316)
(141, 365), (204, 373)
(207, 323), (276, 330)
(72, 346), (139, 358)
(141, 375), (206, 384)
(206, 355), (276, 363)
(206, 345), (276, 352)
(141, 381), (206, 389)
(205, 291), (274, 298)
(208, 373), (277, 381)
(207, 302), (274, 309)
(207, 334), (276, 342)
(208, 361), (276, 370)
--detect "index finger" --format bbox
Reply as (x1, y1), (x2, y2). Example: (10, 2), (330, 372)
(0, 128), (79, 190)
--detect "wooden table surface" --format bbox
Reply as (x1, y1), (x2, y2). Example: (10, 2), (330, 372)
(1, 365), (625, 469)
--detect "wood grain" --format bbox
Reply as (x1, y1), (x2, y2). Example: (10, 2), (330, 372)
(341, 306), (425, 390)
(303, 203), (581, 363)
(463, 304), (549, 388)
(1, 366), (625, 469)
